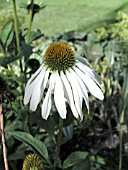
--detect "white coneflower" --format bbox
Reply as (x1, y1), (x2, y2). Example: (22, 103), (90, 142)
(24, 42), (104, 121)
(22, 153), (43, 170)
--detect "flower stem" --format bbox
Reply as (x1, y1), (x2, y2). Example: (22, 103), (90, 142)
(12, 0), (20, 55)
(0, 102), (9, 170)
(12, 0), (23, 73)
(27, 0), (34, 44)
(119, 93), (128, 170)
(53, 117), (63, 170)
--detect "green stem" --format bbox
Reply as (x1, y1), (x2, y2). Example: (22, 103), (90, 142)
(27, 0), (34, 44)
(119, 93), (128, 170)
(53, 117), (63, 170)
(12, 0), (20, 55)
(12, 0), (23, 73)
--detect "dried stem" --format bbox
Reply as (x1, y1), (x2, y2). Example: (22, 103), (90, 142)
(0, 103), (9, 170)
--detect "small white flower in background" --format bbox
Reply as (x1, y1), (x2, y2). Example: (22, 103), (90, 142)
(24, 42), (104, 121)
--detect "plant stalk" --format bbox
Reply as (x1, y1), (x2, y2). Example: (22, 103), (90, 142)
(0, 102), (9, 170)
(119, 93), (128, 170)
(12, 0), (23, 73)
(53, 117), (63, 170)
(12, 0), (20, 55)
(27, 0), (34, 44)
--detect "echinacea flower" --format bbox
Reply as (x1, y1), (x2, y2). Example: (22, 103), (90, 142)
(24, 42), (104, 121)
(21, 0), (46, 19)
(22, 153), (43, 170)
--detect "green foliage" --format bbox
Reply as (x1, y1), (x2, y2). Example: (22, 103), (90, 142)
(9, 131), (52, 166)
(96, 11), (128, 41)
(0, 0), (128, 169)
(63, 151), (88, 169)
(0, 8), (24, 31)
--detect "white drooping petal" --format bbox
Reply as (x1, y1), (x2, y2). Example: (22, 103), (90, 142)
(54, 72), (66, 119)
(70, 68), (89, 112)
(68, 69), (83, 121)
(60, 71), (79, 118)
(40, 69), (50, 100)
(43, 69), (50, 89)
(41, 74), (55, 120)
(30, 67), (46, 111)
(74, 67), (104, 100)
(26, 65), (44, 89)
(66, 70), (83, 120)
(76, 62), (101, 86)
(24, 66), (44, 105)
(24, 80), (37, 105)
(76, 56), (90, 66)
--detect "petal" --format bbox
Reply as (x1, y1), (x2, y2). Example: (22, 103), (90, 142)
(43, 69), (50, 89)
(24, 66), (44, 105)
(26, 65), (44, 89)
(69, 69), (83, 105)
(24, 80), (37, 105)
(30, 67), (46, 111)
(66, 70), (83, 120)
(76, 56), (91, 67)
(74, 67), (104, 100)
(54, 72), (66, 119)
(70, 68), (89, 112)
(60, 71), (79, 118)
(40, 69), (50, 100)
(76, 62), (101, 86)
(41, 74), (55, 120)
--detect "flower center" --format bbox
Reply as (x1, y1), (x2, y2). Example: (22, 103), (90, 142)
(44, 42), (75, 72)
(22, 153), (43, 170)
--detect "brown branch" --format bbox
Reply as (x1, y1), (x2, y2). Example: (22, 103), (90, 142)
(0, 103), (9, 170)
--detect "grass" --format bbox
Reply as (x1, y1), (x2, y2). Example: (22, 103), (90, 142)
(0, 0), (128, 36)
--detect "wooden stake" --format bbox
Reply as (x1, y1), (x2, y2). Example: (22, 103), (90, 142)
(0, 102), (9, 170)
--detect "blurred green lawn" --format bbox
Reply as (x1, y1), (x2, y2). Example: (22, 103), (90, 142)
(0, 0), (128, 36)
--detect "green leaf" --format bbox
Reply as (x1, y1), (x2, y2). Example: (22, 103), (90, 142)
(9, 131), (52, 166)
(8, 151), (25, 161)
(0, 21), (13, 46)
(93, 156), (105, 165)
(21, 41), (33, 61)
(72, 156), (91, 170)
(0, 57), (7, 67)
(122, 67), (128, 101)
(30, 29), (44, 41)
(63, 151), (88, 169)
(0, 55), (21, 67)
(6, 30), (14, 49)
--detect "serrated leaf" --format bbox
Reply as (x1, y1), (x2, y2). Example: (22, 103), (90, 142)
(9, 131), (52, 166)
(63, 151), (88, 169)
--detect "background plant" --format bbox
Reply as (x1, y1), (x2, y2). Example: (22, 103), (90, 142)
(0, 1), (128, 170)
